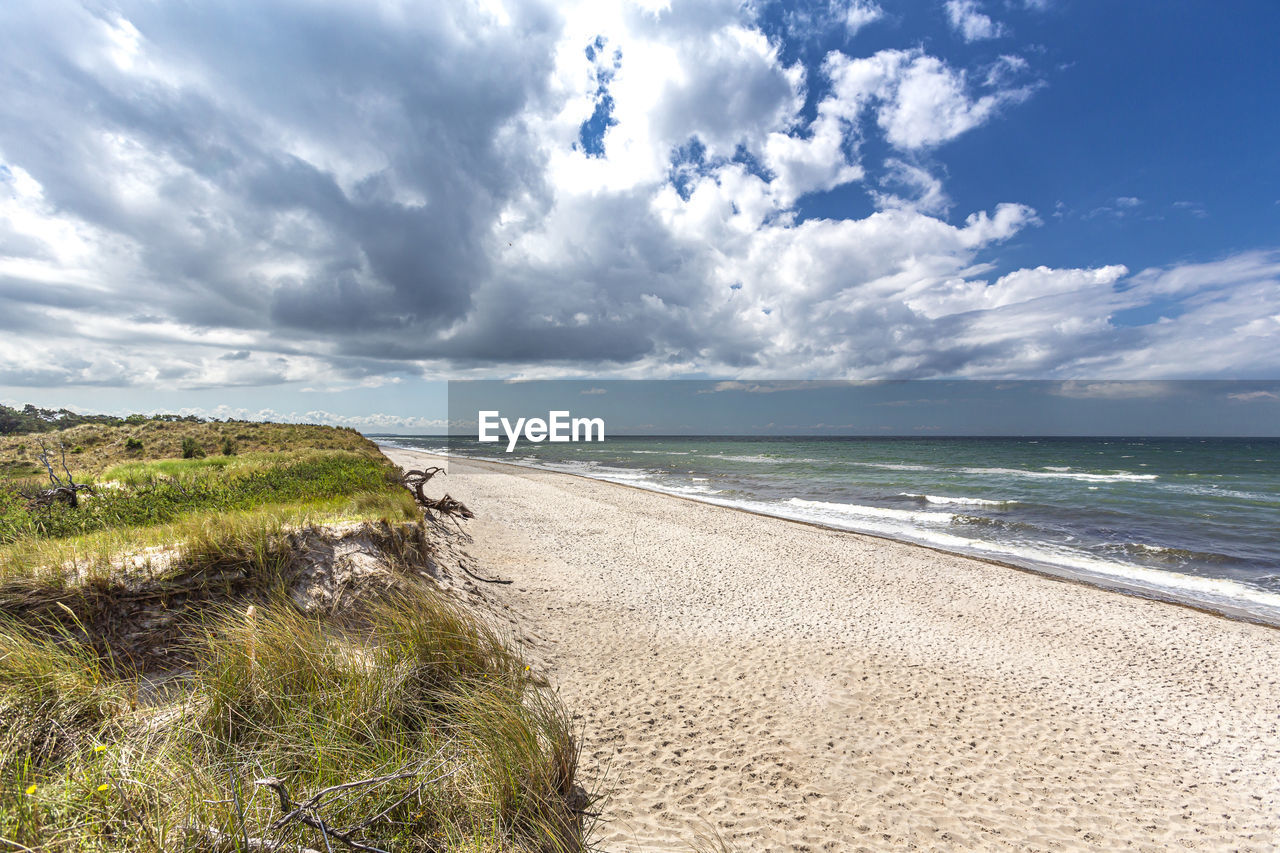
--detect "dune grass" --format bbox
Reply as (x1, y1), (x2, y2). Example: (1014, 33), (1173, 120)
(0, 422), (585, 851)
(2, 589), (581, 851)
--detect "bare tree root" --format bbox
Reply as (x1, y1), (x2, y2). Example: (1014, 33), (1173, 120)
(23, 439), (95, 509)
(401, 468), (474, 520)
(401, 466), (512, 583)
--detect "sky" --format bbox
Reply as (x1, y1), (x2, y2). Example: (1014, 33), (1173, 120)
(446, 381), (1280, 437)
(1, 0), (1278, 432)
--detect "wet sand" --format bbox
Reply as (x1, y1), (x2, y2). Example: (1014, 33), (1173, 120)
(384, 447), (1280, 852)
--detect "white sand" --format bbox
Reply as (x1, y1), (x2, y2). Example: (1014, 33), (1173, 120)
(384, 448), (1280, 852)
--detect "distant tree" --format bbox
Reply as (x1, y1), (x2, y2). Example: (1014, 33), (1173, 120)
(0, 404), (206, 435)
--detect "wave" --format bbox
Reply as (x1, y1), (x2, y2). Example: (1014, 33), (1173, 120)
(783, 498), (956, 527)
(707, 453), (823, 464)
(850, 461), (1156, 482)
(1159, 484), (1279, 502)
(1093, 541), (1237, 566)
(957, 466), (1159, 482)
(901, 493), (1011, 507)
(850, 462), (936, 472)
(379, 440), (451, 455)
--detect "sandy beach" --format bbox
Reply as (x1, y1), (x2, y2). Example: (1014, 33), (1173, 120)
(384, 447), (1280, 852)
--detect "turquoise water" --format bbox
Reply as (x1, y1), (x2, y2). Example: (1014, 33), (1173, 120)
(381, 436), (1280, 624)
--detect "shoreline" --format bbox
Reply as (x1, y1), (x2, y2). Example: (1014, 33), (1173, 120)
(378, 443), (1280, 629)
(383, 445), (1280, 851)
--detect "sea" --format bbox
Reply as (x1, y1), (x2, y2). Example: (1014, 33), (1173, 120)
(378, 435), (1280, 625)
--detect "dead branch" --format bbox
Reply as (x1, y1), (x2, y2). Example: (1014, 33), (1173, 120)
(24, 440), (95, 509)
(427, 494), (473, 519)
(252, 750), (454, 853)
(255, 778), (389, 853)
(401, 468), (473, 520)
(461, 564), (512, 585)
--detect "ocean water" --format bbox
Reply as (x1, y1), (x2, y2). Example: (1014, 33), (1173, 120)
(381, 436), (1280, 624)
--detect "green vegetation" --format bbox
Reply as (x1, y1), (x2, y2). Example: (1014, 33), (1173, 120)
(1, 451), (402, 544)
(0, 416), (375, 480)
(0, 416), (584, 851)
(0, 403), (204, 436)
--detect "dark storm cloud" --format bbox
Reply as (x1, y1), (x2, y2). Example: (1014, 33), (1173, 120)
(0, 0), (560, 348)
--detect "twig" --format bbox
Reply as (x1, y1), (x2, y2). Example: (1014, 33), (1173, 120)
(340, 765), (462, 834)
(229, 765), (250, 853)
(107, 771), (159, 850)
(256, 778), (393, 853)
(253, 751), (453, 853)
(461, 564), (512, 585)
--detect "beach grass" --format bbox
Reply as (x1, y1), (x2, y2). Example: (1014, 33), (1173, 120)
(0, 421), (584, 851)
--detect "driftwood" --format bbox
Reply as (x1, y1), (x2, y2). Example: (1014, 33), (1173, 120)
(24, 439), (95, 509)
(401, 468), (473, 520)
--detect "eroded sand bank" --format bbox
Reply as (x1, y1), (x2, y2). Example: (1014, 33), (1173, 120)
(384, 447), (1280, 852)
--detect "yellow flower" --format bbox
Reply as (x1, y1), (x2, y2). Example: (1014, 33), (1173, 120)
(25, 784), (37, 795)
(93, 744), (108, 753)
(97, 783), (111, 792)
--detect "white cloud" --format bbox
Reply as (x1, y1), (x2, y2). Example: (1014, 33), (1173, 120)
(821, 49), (1034, 151)
(872, 158), (950, 214)
(0, 0), (1271, 391)
(839, 0), (884, 36)
(945, 0), (1007, 42)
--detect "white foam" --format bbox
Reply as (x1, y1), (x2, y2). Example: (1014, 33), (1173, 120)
(851, 462), (936, 472)
(902, 493), (1010, 507)
(1161, 484), (1277, 502)
(784, 498), (955, 527)
(959, 466), (1158, 482)
(708, 454), (791, 464)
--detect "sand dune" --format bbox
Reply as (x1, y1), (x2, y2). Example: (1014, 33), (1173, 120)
(384, 448), (1280, 852)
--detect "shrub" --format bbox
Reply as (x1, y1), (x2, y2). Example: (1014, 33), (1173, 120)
(180, 437), (205, 459)
(220, 436), (237, 456)
(124, 437), (143, 451)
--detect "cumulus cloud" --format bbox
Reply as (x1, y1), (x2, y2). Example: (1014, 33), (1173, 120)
(944, 0), (1007, 42)
(0, 0), (1273, 392)
(839, 0), (884, 35)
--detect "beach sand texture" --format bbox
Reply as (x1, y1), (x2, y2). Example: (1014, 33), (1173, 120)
(384, 448), (1280, 852)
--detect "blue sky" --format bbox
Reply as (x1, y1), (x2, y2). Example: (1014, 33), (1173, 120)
(0, 0), (1277, 431)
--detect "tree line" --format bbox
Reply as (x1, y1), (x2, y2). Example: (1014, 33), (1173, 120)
(0, 403), (206, 435)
